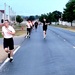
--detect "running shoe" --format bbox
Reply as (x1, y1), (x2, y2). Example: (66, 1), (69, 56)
(10, 57), (13, 62)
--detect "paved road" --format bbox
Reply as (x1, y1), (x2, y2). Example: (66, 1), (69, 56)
(0, 25), (75, 75)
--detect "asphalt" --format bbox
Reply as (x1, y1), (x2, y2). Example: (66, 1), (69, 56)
(0, 25), (75, 75)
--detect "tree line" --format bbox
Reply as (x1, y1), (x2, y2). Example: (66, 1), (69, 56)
(16, 0), (75, 26)
(62, 0), (75, 26)
(39, 0), (75, 26)
(39, 11), (62, 24)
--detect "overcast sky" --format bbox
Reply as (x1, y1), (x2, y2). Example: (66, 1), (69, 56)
(0, 0), (68, 16)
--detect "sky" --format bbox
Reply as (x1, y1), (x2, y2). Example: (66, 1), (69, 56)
(0, 0), (69, 16)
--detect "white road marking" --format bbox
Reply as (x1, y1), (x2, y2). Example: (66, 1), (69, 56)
(13, 46), (20, 55)
(64, 39), (66, 41)
(0, 46), (21, 70)
(73, 46), (75, 48)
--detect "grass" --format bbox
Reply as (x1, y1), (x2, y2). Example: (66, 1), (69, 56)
(14, 25), (27, 36)
(52, 24), (75, 32)
(52, 24), (68, 28)
(15, 30), (27, 36)
(0, 33), (3, 38)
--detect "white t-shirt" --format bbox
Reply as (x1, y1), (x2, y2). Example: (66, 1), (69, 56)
(26, 22), (31, 28)
(2, 26), (15, 38)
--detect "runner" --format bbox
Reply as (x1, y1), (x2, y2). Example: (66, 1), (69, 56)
(34, 21), (38, 30)
(26, 20), (31, 38)
(2, 20), (15, 62)
(42, 18), (49, 39)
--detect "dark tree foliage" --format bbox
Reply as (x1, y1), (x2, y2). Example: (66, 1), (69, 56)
(62, 0), (75, 26)
(16, 15), (23, 24)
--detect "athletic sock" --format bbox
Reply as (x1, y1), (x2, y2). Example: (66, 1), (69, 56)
(10, 57), (13, 62)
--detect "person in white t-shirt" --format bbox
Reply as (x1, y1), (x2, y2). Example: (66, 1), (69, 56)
(2, 20), (15, 62)
(26, 20), (31, 38)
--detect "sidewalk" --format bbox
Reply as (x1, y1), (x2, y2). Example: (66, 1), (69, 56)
(0, 34), (25, 63)
(0, 45), (18, 63)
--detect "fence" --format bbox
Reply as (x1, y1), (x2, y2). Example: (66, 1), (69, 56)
(59, 19), (75, 26)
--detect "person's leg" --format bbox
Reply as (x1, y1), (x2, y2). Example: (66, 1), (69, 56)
(10, 50), (13, 61)
(28, 28), (31, 38)
(26, 28), (28, 38)
(4, 48), (10, 58)
(43, 27), (47, 39)
(45, 31), (46, 38)
(27, 28), (30, 37)
(36, 25), (37, 29)
(9, 50), (13, 62)
(5, 48), (9, 53)
(10, 50), (13, 57)
(30, 27), (32, 35)
(4, 38), (10, 58)
(43, 30), (46, 38)
(9, 38), (14, 62)
(44, 26), (47, 38)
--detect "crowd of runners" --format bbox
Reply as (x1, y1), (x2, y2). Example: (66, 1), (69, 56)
(25, 18), (49, 39)
(25, 20), (39, 38)
(0, 18), (49, 63)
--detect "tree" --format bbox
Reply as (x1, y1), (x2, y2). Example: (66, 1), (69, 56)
(39, 14), (48, 22)
(52, 10), (62, 22)
(16, 15), (23, 24)
(47, 12), (53, 24)
(63, 0), (75, 26)
(35, 15), (39, 19)
(39, 11), (62, 24)
(47, 12), (57, 23)
(28, 16), (35, 21)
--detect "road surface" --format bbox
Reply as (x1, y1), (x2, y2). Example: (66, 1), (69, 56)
(0, 25), (75, 75)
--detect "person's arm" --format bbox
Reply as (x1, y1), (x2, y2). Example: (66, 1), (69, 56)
(7, 30), (15, 35)
(25, 22), (28, 28)
(7, 27), (15, 35)
(0, 23), (4, 26)
(45, 23), (50, 25)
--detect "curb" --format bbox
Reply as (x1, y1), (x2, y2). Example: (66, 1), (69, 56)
(0, 46), (21, 70)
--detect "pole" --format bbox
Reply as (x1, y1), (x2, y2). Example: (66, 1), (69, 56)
(4, 3), (6, 20)
(10, 7), (12, 22)
(15, 12), (16, 23)
(9, 6), (10, 22)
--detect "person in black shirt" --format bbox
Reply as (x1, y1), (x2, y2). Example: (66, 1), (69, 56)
(42, 18), (49, 39)
(34, 21), (38, 30)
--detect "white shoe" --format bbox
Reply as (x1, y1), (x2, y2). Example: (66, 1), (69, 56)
(10, 57), (13, 62)
(44, 34), (46, 39)
(26, 35), (27, 38)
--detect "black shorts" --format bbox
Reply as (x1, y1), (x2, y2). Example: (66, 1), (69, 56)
(27, 28), (31, 33)
(43, 25), (47, 31)
(3, 38), (14, 50)
(35, 25), (38, 28)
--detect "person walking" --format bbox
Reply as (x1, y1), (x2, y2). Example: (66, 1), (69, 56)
(2, 20), (15, 62)
(26, 20), (31, 38)
(42, 18), (49, 39)
(34, 21), (38, 31)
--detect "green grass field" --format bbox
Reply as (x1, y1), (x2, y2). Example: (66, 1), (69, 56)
(52, 24), (75, 32)
(0, 33), (2, 38)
